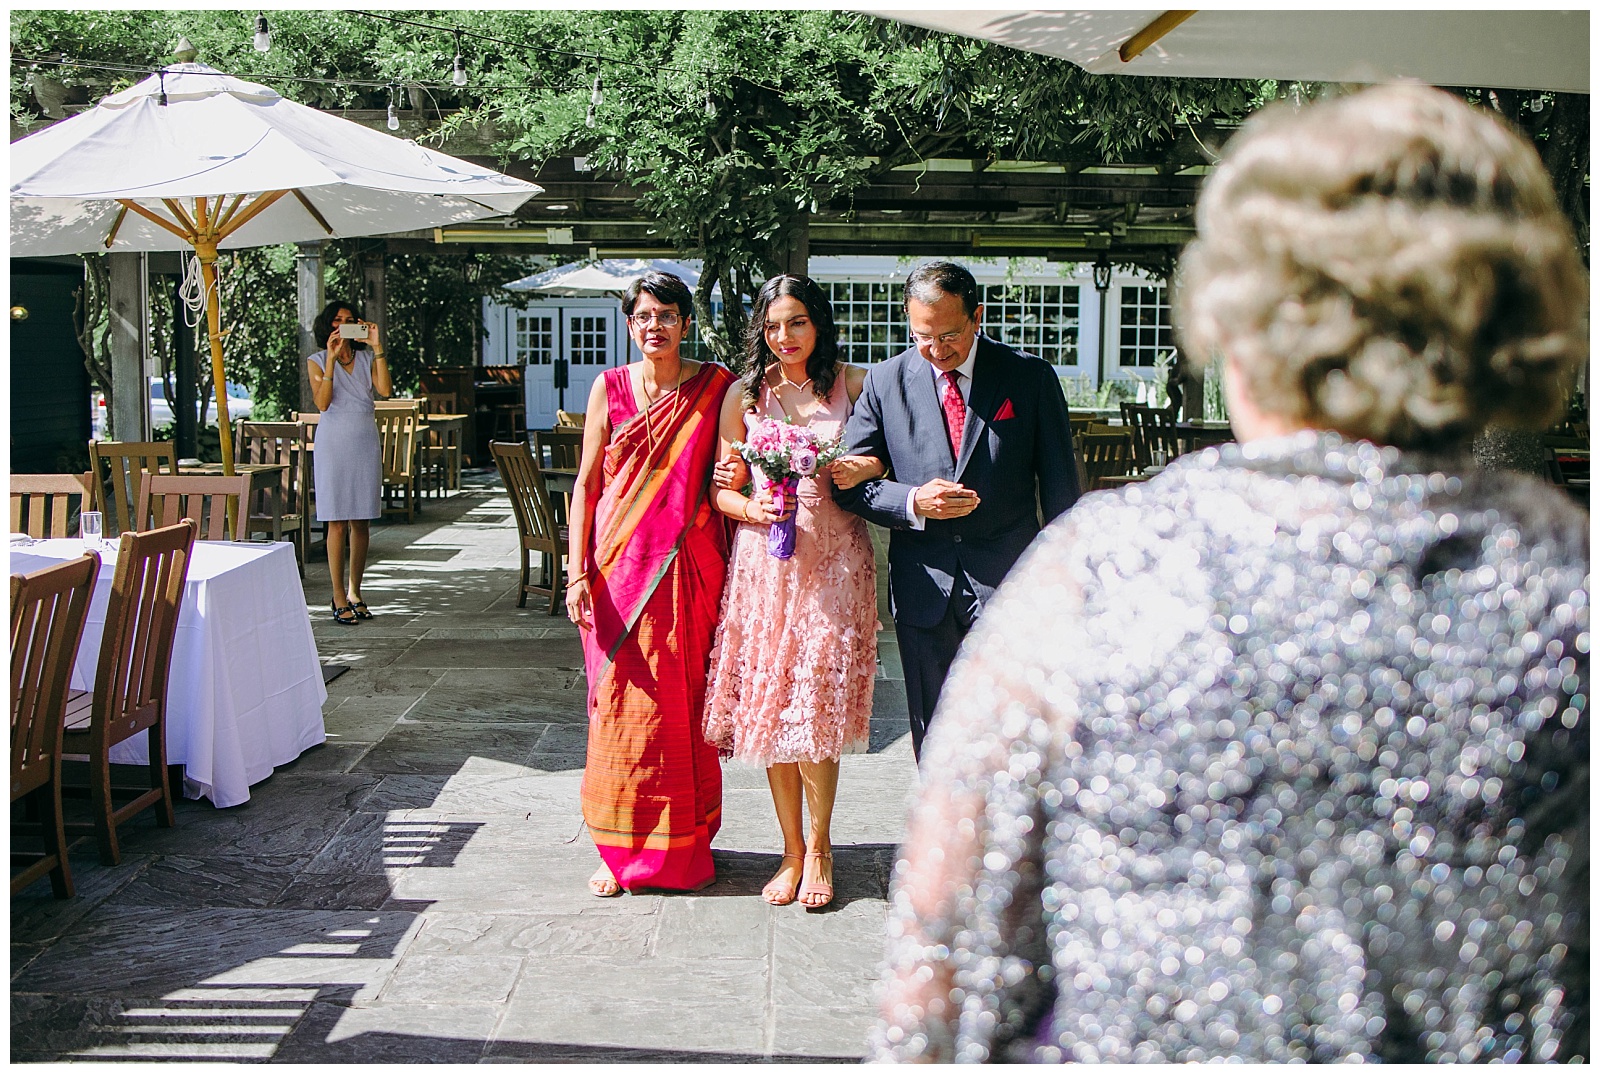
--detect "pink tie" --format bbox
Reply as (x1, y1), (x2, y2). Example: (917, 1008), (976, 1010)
(941, 370), (965, 461)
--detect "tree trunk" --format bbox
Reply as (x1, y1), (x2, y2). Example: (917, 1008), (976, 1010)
(692, 253), (732, 361)
(73, 254), (114, 421)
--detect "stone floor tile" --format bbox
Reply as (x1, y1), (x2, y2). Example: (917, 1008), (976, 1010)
(391, 637), (584, 670)
(653, 894), (771, 960)
(10, 845), (155, 944)
(12, 906), (422, 998)
(351, 726), (543, 776)
(272, 1000), (499, 1062)
(378, 953), (523, 1005)
(270, 741), (371, 776)
(491, 958), (768, 1056)
(10, 991), (313, 1061)
(770, 1002), (876, 1060)
(105, 854), (306, 909)
(352, 774), (453, 812)
(274, 873), (397, 912)
(111, 774), (381, 861)
(408, 911), (657, 959)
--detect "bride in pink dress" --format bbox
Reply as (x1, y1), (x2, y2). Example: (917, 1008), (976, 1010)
(704, 275), (883, 910)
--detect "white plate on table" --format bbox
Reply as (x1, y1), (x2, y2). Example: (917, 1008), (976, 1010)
(1143, 465), (1167, 476)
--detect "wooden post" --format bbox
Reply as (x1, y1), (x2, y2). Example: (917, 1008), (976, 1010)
(780, 216), (810, 279)
(362, 254), (387, 346)
(106, 252), (148, 442)
(296, 242), (324, 414)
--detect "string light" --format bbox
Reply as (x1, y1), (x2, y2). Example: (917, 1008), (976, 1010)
(386, 80), (400, 130)
(253, 13), (271, 53)
(451, 30), (468, 88)
(585, 72), (602, 128)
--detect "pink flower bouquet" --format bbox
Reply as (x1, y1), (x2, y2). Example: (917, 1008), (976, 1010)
(732, 418), (846, 558)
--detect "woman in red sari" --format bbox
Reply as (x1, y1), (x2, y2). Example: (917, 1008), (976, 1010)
(565, 270), (740, 897)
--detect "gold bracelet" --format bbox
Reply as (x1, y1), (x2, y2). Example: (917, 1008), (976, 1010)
(741, 500), (752, 522)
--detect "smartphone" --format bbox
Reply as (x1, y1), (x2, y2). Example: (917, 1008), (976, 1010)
(338, 323), (370, 340)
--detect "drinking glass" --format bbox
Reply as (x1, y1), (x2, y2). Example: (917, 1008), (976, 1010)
(79, 511), (103, 547)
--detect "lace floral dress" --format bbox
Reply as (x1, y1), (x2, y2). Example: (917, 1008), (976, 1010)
(704, 375), (879, 765)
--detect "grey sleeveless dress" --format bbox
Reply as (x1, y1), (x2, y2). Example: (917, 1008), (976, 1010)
(311, 347), (381, 521)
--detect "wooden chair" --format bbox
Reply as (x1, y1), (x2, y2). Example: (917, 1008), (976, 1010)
(10, 553), (100, 897)
(10, 473), (96, 539)
(135, 474), (257, 541)
(554, 410), (586, 429)
(490, 440), (568, 614)
(88, 441), (177, 536)
(534, 427), (585, 470)
(235, 421), (310, 572)
(420, 392), (459, 417)
(60, 520), (196, 866)
(1120, 402), (1181, 470)
(377, 407), (421, 522)
(1076, 430), (1136, 491)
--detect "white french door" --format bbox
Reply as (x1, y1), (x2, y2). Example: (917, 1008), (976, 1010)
(515, 304), (622, 429)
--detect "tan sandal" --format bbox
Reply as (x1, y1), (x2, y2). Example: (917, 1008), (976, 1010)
(762, 853), (804, 906)
(800, 850), (834, 909)
(588, 865), (622, 898)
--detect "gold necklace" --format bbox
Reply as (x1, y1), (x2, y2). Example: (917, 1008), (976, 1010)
(642, 361), (690, 455)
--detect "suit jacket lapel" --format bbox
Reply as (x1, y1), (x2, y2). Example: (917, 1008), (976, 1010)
(956, 339), (1002, 478)
(902, 352), (953, 479)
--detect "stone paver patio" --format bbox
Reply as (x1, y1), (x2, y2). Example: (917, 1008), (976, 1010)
(12, 473), (916, 1062)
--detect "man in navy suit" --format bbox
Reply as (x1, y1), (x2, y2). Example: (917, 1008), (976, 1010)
(834, 261), (1079, 759)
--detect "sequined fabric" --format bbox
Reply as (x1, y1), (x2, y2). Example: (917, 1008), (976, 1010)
(872, 431), (1588, 1063)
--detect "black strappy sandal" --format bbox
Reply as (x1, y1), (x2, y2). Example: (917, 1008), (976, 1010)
(350, 601), (374, 620)
(331, 601), (359, 625)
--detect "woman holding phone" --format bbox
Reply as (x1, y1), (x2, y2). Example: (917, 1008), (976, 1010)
(307, 299), (391, 624)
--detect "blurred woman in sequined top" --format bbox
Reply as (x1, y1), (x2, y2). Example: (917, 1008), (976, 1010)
(872, 85), (1589, 1063)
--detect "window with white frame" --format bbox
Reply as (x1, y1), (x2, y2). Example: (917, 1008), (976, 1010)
(568, 315), (610, 365)
(982, 284), (1079, 365)
(824, 281), (906, 364)
(515, 312), (555, 365)
(1118, 284), (1173, 368)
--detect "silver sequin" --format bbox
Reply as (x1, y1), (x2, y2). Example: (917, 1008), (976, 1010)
(871, 431), (1588, 1063)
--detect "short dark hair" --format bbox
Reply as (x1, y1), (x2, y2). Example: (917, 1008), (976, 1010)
(622, 270), (695, 320)
(904, 261), (981, 319)
(312, 299), (358, 350)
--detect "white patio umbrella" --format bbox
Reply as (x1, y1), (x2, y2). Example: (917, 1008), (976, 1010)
(873, 10), (1588, 94)
(10, 61), (541, 474)
(503, 257), (708, 297)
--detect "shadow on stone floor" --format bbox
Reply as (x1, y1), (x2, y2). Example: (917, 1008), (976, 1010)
(12, 476), (909, 1063)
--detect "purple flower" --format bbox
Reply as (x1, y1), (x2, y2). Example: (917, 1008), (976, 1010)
(793, 448), (818, 476)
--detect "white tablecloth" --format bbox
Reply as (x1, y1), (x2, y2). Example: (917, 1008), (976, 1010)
(10, 539), (327, 807)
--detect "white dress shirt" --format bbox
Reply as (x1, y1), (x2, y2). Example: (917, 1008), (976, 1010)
(906, 335), (980, 529)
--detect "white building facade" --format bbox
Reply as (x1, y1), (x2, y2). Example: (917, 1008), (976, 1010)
(482, 256), (1174, 429)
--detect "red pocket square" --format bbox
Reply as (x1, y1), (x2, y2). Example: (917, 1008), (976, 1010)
(993, 398), (1016, 421)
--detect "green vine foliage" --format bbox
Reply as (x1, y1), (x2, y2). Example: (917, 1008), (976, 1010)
(22, 10), (1580, 394)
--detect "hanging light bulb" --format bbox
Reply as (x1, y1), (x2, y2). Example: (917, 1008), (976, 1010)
(451, 30), (468, 88)
(386, 81), (400, 131)
(585, 72), (602, 129)
(253, 13), (271, 53)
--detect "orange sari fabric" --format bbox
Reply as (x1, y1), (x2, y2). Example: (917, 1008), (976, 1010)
(579, 362), (733, 891)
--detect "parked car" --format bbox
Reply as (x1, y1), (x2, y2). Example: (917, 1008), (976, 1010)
(92, 379), (252, 438)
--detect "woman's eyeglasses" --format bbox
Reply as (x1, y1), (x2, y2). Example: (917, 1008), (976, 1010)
(629, 311), (682, 328)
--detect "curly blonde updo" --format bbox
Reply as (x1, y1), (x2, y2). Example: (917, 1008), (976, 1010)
(1177, 84), (1587, 450)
